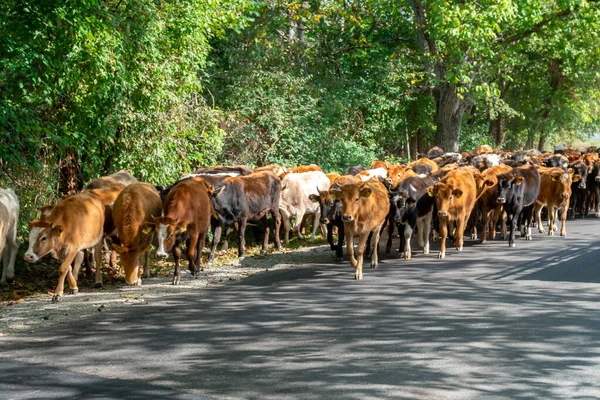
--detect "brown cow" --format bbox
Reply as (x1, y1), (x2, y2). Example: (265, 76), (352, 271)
(151, 178), (212, 285)
(475, 144), (493, 154)
(370, 161), (391, 171)
(384, 165), (407, 190)
(112, 183), (162, 286)
(24, 192), (105, 302)
(329, 179), (389, 280)
(84, 170), (137, 190)
(474, 164), (512, 243)
(326, 172), (341, 186)
(408, 158), (439, 176)
(534, 167), (575, 237)
(427, 168), (477, 258)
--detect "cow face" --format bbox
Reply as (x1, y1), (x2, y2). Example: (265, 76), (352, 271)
(496, 173), (524, 204)
(309, 191), (338, 224)
(428, 183), (463, 218)
(570, 163), (587, 189)
(550, 171), (572, 200)
(153, 217), (186, 260)
(112, 224), (154, 286)
(392, 189), (409, 223)
(24, 220), (62, 263)
(384, 165), (406, 190)
(330, 183), (372, 222)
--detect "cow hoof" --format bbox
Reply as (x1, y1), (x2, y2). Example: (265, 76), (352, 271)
(437, 252), (445, 259)
(336, 257), (343, 263)
(370, 263), (377, 269)
(457, 246), (463, 252)
(480, 239), (486, 244)
(398, 252), (405, 258)
(561, 232), (566, 237)
(354, 273), (363, 280)
(548, 231), (554, 236)
(93, 283), (103, 289)
(51, 295), (62, 303)
(423, 248), (429, 255)
(418, 240), (425, 248)
(70, 289), (78, 295)
(471, 234), (477, 240)
(172, 279), (180, 285)
(509, 243), (516, 248)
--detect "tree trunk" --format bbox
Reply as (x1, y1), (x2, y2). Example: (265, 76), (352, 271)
(435, 84), (464, 152)
(490, 115), (505, 147)
(526, 130), (536, 149)
(59, 147), (82, 196)
(538, 132), (547, 152)
(410, 133), (418, 160)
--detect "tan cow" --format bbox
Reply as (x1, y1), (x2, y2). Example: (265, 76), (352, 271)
(428, 168), (477, 258)
(473, 164), (512, 243)
(330, 179), (389, 280)
(534, 167), (575, 237)
(0, 189), (19, 286)
(24, 192), (105, 302)
(112, 183), (162, 286)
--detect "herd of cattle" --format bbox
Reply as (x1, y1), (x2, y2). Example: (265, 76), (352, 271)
(0, 144), (599, 301)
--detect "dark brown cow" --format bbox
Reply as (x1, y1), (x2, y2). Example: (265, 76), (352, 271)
(152, 177), (212, 285)
(427, 168), (477, 258)
(473, 164), (512, 243)
(534, 167), (574, 237)
(112, 183), (162, 286)
(24, 192), (105, 302)
(209, 171), (282, 261)
(329, 179), (389, 280)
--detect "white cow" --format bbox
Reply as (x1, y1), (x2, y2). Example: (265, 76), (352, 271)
(357, 167), (388, 182)
(280, 171), (330, 244)
(0, 188), (19, 286)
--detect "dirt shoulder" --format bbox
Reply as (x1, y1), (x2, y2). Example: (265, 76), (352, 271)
(0, 243), (332, 337)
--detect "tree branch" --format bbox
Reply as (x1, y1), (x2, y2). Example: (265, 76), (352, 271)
(332, 36), (415, 56)
(497, 0), (600, 45)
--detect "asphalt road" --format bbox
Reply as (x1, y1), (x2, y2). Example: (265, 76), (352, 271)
(2, 218), (600, 400)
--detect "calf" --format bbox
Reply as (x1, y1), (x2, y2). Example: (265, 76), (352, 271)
(280, 171), (330, 243)
(542, 155), (569, 171)
(85, 170), (137, 190)
(535, 168), (574, 237)
(569, 161), (588, 218)
(384, 165), (407, 190)
(112, 183), (162, 285)
(152, 178), (212, 284)
(309, 190), (345, 261)
(428, 168), (477, 258)
(24, 192), (105, 302)
(496, 165), (541, 247)
(391, 176), (435, 260)
(0, 189), (19, 286)
(209, 171), (282, 261)
(474, 165), (512, 243)
(329, 179), (389, 280)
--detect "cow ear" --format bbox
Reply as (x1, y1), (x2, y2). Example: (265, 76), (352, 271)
(573, 174), (581, 182)
(176, 221), (187, 233)
(551, 173), (559, 181)
(112, 244), (125, 254)
(567, 168), (574, 174)
(426, 186), (435, 197)
(308, 194), (319, 203)
(514, 177), (524, 185)
(140, 221), (155, 235)
(452, 189), (463, 199)
(484, 179), (495, 187)
(360, 187), (372, 198)
(51, 225), (64, 237)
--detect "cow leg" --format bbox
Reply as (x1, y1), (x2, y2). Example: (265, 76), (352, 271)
(355, 233), (369, 280)
(535, 203), (545, 233)
(92, 241), (103, 287)
(480, 206), (489, 244)
(346, 231), (357, 268)
(172, 245), (183, 285)
(281, 210), (291, 244)
(53, 250), (79, 302)
(261, 216), (270, 255)
(456, 216), (466, 251)
(1, 228), (18, 285)
(294, 211), (305, 240)
(507, 207), (521, 247)
(327, 222), (335, 250)
(560, 204), (568, 237)
(546, 206), (555, 236)
(403, 222), (413, 260)
(397, 223), (406, 258)
(364, 232), (373, 259)
(309, 211), (320, 242)
(208, 224), (222, 264)
(385, 212), (395, 254)
(71, 251), (85, 283)
(521, 205), (534, 241)
(187, 233), (199, 275)
(371, 226), (382, 269)
(422, 212), (432, 255)
(438, 218), (448, 258)
(336, 223), (344, 262)
(238, 218), (247, 258)
(142, 250), (150, 281)
(272, 208), (282, 251)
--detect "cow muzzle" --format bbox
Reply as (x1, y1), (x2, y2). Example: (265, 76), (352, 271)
(24, 252), (38, 263)
(320, 217), (329, 224)
(579, 183), (586, 189)
(561, 193), (569, 199)
(156, 251), (168, 260)
(497, 197), (506, 204)
(342, 215), (354, 222)
(438, 211), (448, 217)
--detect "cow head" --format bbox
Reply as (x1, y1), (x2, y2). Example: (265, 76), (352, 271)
(24, 220), (63, 263)
(309, 190), (339, 225)
(112, 222), (155, 286)
(329, 183), (372, 222)
(384, 165), (406, 190)
(569, 162), (587, 189)
(549, 170), (572, 200)
(152, 216), (187, 260)
(496, 173), (524, 204)
(427, 183), (463, 218)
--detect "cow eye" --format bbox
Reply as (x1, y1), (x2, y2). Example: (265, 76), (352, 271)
(41, 236), (46, 242)
(355, 197), (360, 202)
(168, 233), (173, 239)
(328, 200), (334, 206)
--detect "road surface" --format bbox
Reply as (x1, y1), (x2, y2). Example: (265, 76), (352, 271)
(2, 218), (600, 399)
